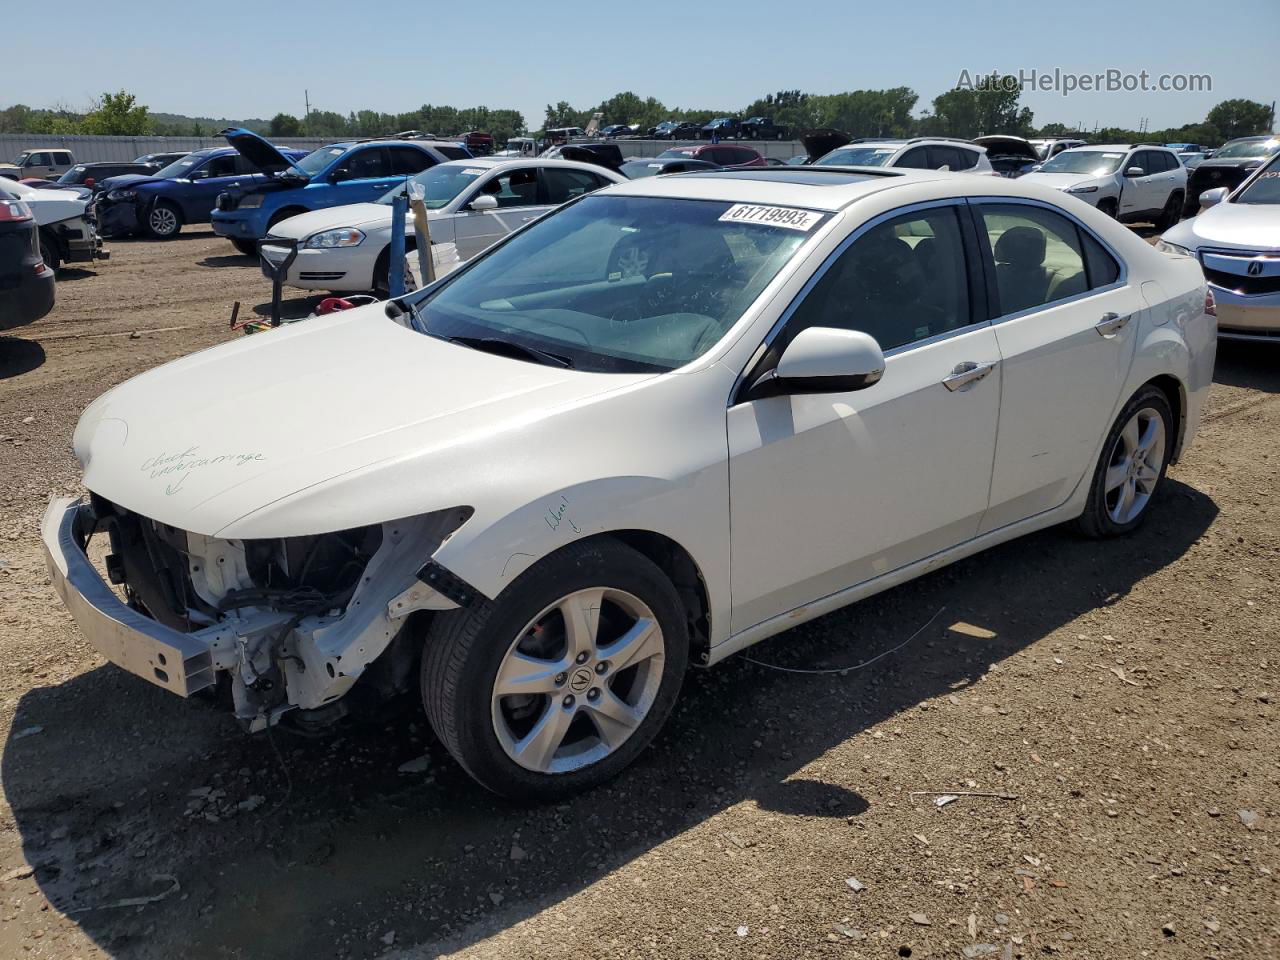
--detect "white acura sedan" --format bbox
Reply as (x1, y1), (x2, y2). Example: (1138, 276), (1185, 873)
(1157, 151), (1280, 341)
(260, 158), (626, 295)
(44, 167), (1215, 799)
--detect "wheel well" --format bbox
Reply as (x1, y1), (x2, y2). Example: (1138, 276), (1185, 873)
(1146, 374), (1186, 460)
(603, 530), (711, 661)
(268, 206), (307, 229)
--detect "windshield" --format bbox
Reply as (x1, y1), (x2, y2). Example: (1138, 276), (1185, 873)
(1038, 150), (1125, 176)
(293, 146), (346, 177)
(1237, 156), (1280, 205)
(153, 153), (207, 179)
(1213, 139), (1280, 160)
(405, 194), (821, 373)
(657, 148), (697, 159)
(815, 146), (897, 167)
(378, 163), (490, 209)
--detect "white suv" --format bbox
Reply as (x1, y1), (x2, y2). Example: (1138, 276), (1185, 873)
(1021, 144), (1186, 228)
(814, 138), (995, 175)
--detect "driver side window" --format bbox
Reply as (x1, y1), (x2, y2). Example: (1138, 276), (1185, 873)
(780, 205), (973, 353)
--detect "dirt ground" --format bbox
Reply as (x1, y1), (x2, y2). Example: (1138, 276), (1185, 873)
(0, 229), (1276, 960)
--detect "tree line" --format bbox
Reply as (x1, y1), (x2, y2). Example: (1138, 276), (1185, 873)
(1, 84), (1274, 149)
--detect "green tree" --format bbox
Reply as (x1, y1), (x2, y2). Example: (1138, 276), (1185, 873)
(543, 101), (586, 130)
(1204, 99), (1274, 141)
(926, 74), (1032, 137)
(811, 88), (918, 136)
(81, 90), (152, 136)
(269, 113), (303, 137)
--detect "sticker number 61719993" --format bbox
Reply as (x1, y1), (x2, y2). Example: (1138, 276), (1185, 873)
(718, 204), (823, 232)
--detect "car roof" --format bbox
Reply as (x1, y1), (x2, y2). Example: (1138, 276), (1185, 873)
(436, 157), (623, 174)
(600, 166), (965, 212)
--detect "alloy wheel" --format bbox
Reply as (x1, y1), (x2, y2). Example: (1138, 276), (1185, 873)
(149, 206), (178, 236)
(491, 587), (666, 774)
(1104, 407), (1166, 524)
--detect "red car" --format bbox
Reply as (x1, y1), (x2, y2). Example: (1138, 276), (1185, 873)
(655, 143), (766, 167)
(457, 131), (494, 156)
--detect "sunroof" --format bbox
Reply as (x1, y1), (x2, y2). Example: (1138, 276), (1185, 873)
(696, 169), (902, 186)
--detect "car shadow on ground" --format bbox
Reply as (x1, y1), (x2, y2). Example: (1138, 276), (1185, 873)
(2, 479), (1217, 959)
(0, 336), (47, 380)
(105, 230), (220, 246)
(52, 267), (98, 282)
(196, 253), (255, 268)
(1213, 339), (1280, 392)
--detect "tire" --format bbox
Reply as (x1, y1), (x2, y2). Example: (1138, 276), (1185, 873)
(372, 242), (415, 298)
(1096, 198), (1118, 219)
(145, 200), (182, 239)
(230, 237), (258, 256)
(421, 538), (689, 800)
(38, 233), (60, 273)
(1157, 192), (1183, 230)
(1075, 385), (1174, 538)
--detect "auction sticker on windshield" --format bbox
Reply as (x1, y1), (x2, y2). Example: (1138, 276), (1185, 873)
(719, 204), (823, 231)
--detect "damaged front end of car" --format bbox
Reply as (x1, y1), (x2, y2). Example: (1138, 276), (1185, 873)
(42, 494), (473, 733)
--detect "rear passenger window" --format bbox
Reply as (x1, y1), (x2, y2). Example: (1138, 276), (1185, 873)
(896, 148), (931, 169)
(978, 204), (1091, 315)
(780, 205), (972, 353)
(542, 168), (605, 204)
(389, 147), (433, 175)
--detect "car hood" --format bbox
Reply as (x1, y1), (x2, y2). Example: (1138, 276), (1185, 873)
(222, 127), (308, 177)
(1163, 201), (1280, 252)
(24, 189), (87, 226)
(100, 173), (161, 192)
(269, 203), (396, 238)
(1018, 172), (1096, 190)
(74, 304), (649, 538)
(973, 135), (1039, 160)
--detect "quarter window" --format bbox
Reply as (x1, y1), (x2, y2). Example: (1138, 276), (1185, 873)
(978, 204), (1095, 315)
(780, 205), (973, 353)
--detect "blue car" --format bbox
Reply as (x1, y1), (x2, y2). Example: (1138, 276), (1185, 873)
(94, 146), (308, 239)
(211, 128), (471, 254)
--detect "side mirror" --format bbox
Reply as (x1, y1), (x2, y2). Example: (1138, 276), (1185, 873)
(746, 327), (885, 400)
(189, 169), (208, 180)
(1124, 166), (1145, 178)
(1198, 187), (1228, 209)
(468, 194), (499, 211)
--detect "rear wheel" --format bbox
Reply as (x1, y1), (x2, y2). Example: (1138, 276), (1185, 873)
(1075, 386), (1173, 538)
(146, 200), (182, 238)
(38, 233), (60, 273)
(421, 539), (688, 800)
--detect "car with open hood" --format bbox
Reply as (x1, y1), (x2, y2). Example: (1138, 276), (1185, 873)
(1182, 136), (1280, 218)
(93, 145), (308, 239)
(973, 135), (1041, 178)
(45, 165), (1214, 799)
(210, 129), (471, 255)
(1020, 144), (1186, 227)
(1158, 150), (1280, 341)
(259, 157), (624, 295)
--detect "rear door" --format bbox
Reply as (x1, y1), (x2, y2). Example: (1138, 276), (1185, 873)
(974, 200), (1144, 531)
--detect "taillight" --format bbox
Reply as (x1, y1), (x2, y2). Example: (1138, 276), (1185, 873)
(0, 198), (33, 222)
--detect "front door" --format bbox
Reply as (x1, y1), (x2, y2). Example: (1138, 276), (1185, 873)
(452, 167), (547, 260)
(328, 146), (398, 209)
(974, 200), (1143, 531)
(728, 202), (1001, 633)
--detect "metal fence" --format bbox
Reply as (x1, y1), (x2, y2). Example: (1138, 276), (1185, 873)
(0, 134), (331, 164)
(1, 133), (811, 165)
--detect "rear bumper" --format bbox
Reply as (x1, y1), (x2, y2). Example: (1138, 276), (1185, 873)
(0, 265), (55, 330)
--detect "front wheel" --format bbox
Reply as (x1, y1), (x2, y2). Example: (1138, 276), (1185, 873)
(1157, 192), (1183, 230)
(1075, 386), (1174, 538)
(230, 237), (258, 256)
(146, 200), (182, 239)
(38, 234), (60, 273)
(1096, 198), (1118, 219)
(421, 539), (688, 800)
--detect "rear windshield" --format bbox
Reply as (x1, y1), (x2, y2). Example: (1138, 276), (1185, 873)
(405, 194), (824, 373)
(620, 161), (670, 178)
(657, 148), (697, 159)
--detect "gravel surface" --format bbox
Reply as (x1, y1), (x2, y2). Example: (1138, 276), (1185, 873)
(0, 230), (1276, 959)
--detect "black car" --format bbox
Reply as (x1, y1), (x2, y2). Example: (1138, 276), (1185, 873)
(1183, 136), (1280, 216)
(133, 151), (190, 168)
(38, 162), (156, 197)
(0, 185), (55, 330)
(740, 116), (788, 140)
(619, 157), (719, 178)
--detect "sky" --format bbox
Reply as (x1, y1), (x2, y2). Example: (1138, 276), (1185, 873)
(5, 0), (1278, 133)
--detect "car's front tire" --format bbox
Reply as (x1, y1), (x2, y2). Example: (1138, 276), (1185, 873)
(230, 237), (258, 256)
(1075, 385), (1174, 538)
(146, 200), (182, 239)
(1157, 191), (1184, 230)
(421, 538), (688, 800)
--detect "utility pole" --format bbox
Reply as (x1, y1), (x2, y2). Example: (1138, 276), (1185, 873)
(304, 89), (311, 124)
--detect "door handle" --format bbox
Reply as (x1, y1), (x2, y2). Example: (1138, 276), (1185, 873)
(942, 360), (997, 392)
(1095, 312), (1131, 337)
